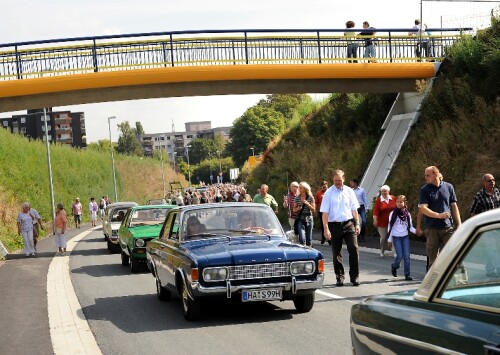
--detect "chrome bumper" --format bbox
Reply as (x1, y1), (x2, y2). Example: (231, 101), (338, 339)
(190, 273), (324, 298)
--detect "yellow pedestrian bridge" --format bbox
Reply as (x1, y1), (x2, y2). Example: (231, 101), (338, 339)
(0, 28), (471, 111)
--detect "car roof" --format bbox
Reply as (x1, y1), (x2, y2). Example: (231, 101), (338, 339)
(177, 202), (268, 211)
(414, 208), (500, 301)
(130, 204), (176, 210)
(106, 202), (138, 209)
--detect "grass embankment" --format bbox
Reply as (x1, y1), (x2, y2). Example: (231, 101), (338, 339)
(246, 17), (499, 227)
(0, 129), (185, 252)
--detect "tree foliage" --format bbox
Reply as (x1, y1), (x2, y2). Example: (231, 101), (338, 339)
(226, 105), (286, 166)
(187, 138), (218, 164)
(116, 121), (143, 156)
(135, 121), (145, 136)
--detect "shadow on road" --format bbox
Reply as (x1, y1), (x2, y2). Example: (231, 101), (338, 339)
(82, 294), (294, 331)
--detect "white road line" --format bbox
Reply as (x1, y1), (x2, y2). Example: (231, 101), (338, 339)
(47, 228), (102, 355)
(315, 289), (345, 299)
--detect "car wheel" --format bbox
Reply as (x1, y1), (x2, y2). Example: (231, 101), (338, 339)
(121, 251), (129, 266)
(156, 277), (172, 301)
(293, 293), (315, 313)
(182, 281), (201, 321)
(130, 255), (140, 273)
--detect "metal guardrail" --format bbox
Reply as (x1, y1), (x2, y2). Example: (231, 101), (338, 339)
(0, 28), (472, 81)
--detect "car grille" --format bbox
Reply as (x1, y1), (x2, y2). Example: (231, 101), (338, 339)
(228, 263), (290, 280)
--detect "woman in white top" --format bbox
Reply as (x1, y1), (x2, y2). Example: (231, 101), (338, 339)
(387, 195), (416, 281)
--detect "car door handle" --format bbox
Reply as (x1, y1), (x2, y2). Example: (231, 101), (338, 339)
(484, 344), (500, 354)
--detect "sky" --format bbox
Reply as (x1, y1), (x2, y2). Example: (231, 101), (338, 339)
(0, 0), (497, 142)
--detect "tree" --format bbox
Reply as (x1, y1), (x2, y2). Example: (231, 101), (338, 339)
(135, 122), (145, 136)
(116, 121), (143, 156)
(226, 106), (285, 166)
(187, 138), (218, 164)
(258, 94), (309, 121)
(86, 139), (112, 152)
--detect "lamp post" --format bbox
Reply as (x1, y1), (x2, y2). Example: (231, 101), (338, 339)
(43, 108), (56, 234)
(217, 150), (222, 183)
(250, 147), (255, 156)
(208, 152), (213, 185)
(171, 151), (177, 175)
(108, 116), (118, 202)
(159, 141), (166, 199)
(186, 145), (192, 187)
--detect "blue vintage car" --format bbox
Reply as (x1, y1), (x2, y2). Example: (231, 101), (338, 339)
(350, 208), (500, 354)
(146, 202), (325, 321)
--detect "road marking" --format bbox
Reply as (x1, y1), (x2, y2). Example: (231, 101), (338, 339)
(315, 289), (344, 299)
(47, 228), (103, 355)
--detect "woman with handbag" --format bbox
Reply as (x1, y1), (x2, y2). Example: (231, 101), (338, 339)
(293, 182), (316, 247)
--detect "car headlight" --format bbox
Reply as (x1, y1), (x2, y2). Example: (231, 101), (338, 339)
(135, 239), (145, 247)
(290, 261), (315, 276)
(203, 267), (228, 282)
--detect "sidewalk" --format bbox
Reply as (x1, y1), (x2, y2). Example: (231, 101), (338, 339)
(0, 225), (91, 355)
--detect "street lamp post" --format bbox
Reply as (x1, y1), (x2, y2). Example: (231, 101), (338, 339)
(186, 145), (192, 187)
(160, 134), (166, 198)
(43, 108), (56, 234)
(250, 147), (255, 156)
(108, 116), (118, 202)
(217, 150), (222, 183)
(208, 152), (213, 185)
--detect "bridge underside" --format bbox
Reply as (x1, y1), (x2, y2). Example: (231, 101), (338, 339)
(0, 63), (437, 112)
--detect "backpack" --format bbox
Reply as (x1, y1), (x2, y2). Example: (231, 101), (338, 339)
(92, 202), (98, 212)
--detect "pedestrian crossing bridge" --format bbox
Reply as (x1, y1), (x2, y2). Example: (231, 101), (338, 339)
(0, 28), (471, 111)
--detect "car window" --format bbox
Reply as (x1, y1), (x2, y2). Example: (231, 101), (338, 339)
(437, 227), (500, 310)
(182, 206), (282, 240)
(128, 208), (168, 227)
(160, 211), (179, 241)
(111, 208), (128, 222)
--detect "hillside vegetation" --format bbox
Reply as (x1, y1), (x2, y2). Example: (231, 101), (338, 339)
(246, 17), (500, 225)
(0, 130), (185, 251)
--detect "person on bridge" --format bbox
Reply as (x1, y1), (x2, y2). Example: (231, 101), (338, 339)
(373, 185), (396, 257)
(320, 170), (361, 287)
(359, 21), (377, 62)
(253, 184), (278, 214)
(469, 173), (500, 277)
(344, 21), (358, 63)
(419, 166), (462, 268)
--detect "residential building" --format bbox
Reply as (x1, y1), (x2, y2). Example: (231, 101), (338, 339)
(0, 109), (86, 147)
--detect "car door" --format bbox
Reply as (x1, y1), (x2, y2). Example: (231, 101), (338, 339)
(118, 209), (132, 253)
(156, 211), (180, 289)
(430, 224), (500, 354)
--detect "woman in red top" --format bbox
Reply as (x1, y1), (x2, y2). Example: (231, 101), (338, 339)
(373, 185), (396, 257)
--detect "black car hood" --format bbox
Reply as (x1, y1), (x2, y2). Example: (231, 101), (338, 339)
(186, 237), (318, 267)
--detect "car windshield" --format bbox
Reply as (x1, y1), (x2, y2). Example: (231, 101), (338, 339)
(182, 205), (282, 240)
(129, 208), (169, 227)
(111, 208), (129, 222)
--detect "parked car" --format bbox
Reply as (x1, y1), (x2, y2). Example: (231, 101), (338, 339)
(103, 202), (138, 252)
(118, 204), (176, 272)
(351, 208), (500, 355)
(146, 202), (325, 321)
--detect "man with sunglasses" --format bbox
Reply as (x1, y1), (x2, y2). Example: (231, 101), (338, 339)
(470, 174), (500, 216)
(470, 173), (500, 277)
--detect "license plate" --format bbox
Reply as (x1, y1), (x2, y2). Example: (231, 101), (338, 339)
(242, 288), (282, 302)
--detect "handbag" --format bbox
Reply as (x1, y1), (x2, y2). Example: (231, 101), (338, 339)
(293, 202), (306, 235)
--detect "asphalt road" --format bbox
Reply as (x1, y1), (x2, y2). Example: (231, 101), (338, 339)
(69, 227), (428, 355)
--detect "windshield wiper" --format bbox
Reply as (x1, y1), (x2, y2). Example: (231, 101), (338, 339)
(228, 228), (259, 234)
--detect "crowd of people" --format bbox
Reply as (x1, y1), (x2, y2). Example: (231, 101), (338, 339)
(16, 167), (499, 283)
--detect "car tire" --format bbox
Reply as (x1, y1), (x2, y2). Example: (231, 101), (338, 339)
(130, 255), (140, 273)
(156, 277), (172, 301)
(121, 251), (129, 266)
(293, 293), (315, 313)
(182, 281), (201, 321)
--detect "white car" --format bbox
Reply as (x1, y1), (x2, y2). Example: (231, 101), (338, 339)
(103, 202), (138, 252)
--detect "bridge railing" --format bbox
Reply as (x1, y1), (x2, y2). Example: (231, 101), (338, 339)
(0, 28), (472, 80)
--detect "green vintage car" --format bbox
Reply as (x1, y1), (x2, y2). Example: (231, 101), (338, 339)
(118, 204), (175, 273)
(351, 208), (500, 355)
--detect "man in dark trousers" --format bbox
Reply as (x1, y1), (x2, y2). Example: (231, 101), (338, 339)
(321, 170), (361, 286)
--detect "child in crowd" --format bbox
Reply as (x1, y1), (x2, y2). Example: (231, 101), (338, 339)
(387, 195), (416, 281)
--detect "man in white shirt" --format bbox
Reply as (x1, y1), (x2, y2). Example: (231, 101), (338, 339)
(321, 170), (361, 286)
